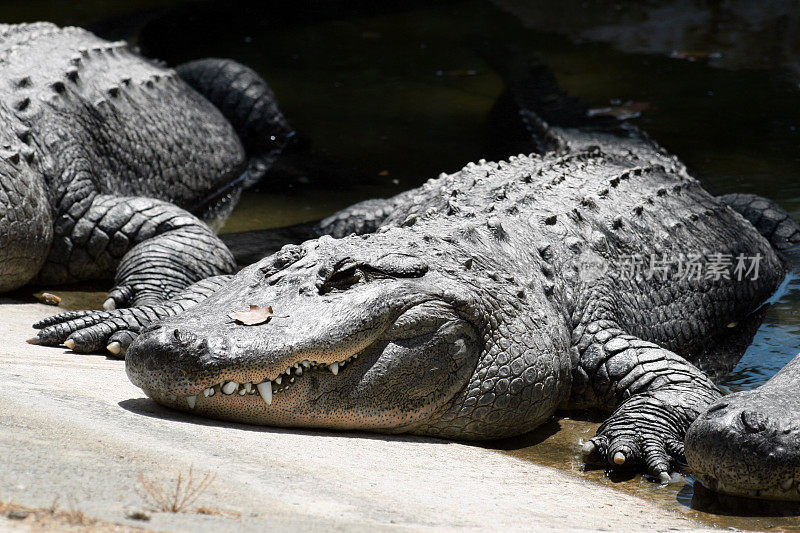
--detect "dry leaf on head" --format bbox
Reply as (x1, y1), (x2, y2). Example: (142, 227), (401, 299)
(228, 305), (274, 325)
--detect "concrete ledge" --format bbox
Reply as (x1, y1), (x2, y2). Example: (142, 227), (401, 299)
(0, 298), (706, 531)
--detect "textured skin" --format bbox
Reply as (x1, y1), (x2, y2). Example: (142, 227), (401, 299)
(0, 22), (289, 304)
(34, 64), (791, 481)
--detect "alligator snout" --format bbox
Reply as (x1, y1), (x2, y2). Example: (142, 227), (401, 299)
(686, 392), (800, 500)
(126, 324), (233, 396)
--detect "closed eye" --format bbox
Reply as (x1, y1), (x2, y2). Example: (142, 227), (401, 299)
(320, 264), (363, 293)
(319, 263), (396, 294)
(319, 255), (428, 294)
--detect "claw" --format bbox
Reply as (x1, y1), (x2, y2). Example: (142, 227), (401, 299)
(613, 452), (626, 465)
(107, 341), (122, 355)
(581, 441), (596, 455)
(103, 298), (116, 311)
(63, 339), (75, 350)
(26, 337), (41, 345)
(658, 471), (672, 484)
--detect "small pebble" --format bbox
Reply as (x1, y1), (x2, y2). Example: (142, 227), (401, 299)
(7, 510), (28, 520)
(125, 509), (151, 521)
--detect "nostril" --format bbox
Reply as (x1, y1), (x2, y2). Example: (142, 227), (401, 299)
(741, 410), (767, 433)
(198, 339), (209, 354)
(172, 329), (198, 347)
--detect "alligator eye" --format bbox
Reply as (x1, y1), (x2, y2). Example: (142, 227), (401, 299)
(319, 259), (364, 294)
(319, 255), (427, 294)
(321, 265), (362, 293)
(371, 253), (428, 278)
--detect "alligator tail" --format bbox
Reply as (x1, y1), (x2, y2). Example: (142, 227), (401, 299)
(719, 193), (800, 251)
(176, 58), (296, 188)
(471, 38), (632, 153)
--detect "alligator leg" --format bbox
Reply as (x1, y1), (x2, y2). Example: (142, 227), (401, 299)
(572, 321), (722, 481)
(718, 193), (800, 251)
(0, 163), (52, 292)
(39, 194), (236, 309)
(176, 58), (295, 187)
(31, 275), (232, 356)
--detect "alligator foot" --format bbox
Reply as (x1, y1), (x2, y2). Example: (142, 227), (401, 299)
(582, 385), (712, 482)
(571, 323), (723, 481)
(32, 307), (157, 355)
(30, 275), (232, 356)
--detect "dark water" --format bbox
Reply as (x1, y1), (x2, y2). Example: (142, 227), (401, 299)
(14, 0), (800, 528)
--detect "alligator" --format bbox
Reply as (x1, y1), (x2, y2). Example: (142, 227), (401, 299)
(0, 22), (292, 312)
(686, 248), (800, 499)
(31, 66), (800, 483)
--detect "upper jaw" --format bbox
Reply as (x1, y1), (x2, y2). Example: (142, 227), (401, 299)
(124, 280), (436, 397)
(138, 351), (365, 414)
(125, 303), (392, 398)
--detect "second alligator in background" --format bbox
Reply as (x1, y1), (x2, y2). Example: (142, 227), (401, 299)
(0, 22), (293, 311)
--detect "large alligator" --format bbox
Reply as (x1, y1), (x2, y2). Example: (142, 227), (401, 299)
(0, 22), (292, 311)
(31, 66), (800, 482)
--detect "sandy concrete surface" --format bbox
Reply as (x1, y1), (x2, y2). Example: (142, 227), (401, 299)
(0, 297), (710, 532)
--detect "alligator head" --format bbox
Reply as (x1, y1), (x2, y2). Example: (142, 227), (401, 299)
(686, 352), (800, 501)
(125, 223), (570, 437)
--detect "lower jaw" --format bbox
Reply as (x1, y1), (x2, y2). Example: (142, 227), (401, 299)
(696, 474), (800, 502)
(141, 386), (430, 433)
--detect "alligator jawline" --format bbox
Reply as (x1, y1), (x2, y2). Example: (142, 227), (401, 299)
(700, 475), (800, 501)
(152, 352), (361, 410)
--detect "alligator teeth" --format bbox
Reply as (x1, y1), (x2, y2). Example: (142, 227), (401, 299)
(202, 356), (360, 402)
(257, 381), (273, 405)
(186, 395), (196, 409)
